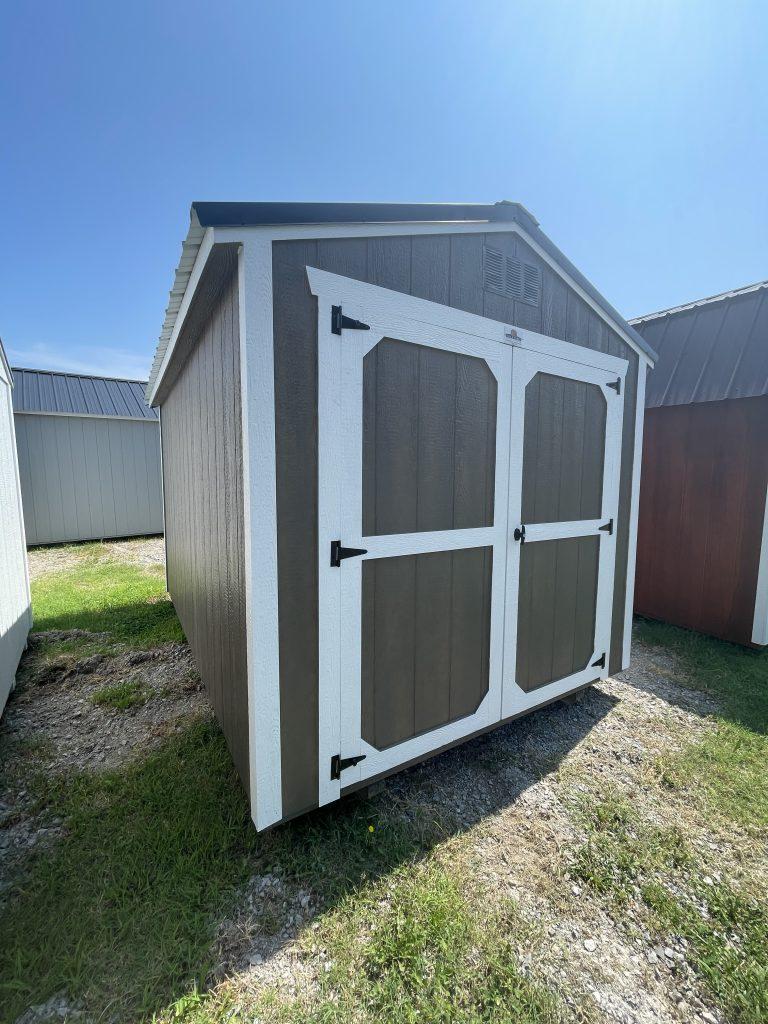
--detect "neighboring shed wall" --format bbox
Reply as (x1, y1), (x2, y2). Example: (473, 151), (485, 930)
(160, 266), (250, 792)
(272, 232), (641, 818)
(14, 415), (163, 545)
(0, 361), (31, 716)
(635, 397), (768, 645)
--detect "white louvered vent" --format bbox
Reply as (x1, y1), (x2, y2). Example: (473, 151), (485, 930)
(483, 246), (541, 307)
(483, 246), (504, 293)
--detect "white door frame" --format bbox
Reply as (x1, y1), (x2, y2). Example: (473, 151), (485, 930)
(309, 266), (628, 807)
(501, 347), (627, 718)
(311, 268), (515, 805)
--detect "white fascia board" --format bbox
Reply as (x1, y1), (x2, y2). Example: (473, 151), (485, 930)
(146, 227), (215, 407)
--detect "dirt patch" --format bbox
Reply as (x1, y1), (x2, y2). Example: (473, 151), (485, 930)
(26, 536), (165, 581)
(0, 631), (209, 907)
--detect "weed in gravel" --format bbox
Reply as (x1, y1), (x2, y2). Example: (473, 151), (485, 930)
(91, 677), (153, 710)
(572, 792), (768, 1024)
(31, 560), (183, 649)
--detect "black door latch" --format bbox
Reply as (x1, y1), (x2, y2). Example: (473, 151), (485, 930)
(331, 305), (371, 335)
(330, 753), (367, 780)
(514, 525), (526, 543)
(330, 540), (368, 567)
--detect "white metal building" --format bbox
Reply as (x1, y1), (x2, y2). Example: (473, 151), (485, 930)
(0, 340), (31, 716)
(12, 368), (163, 546)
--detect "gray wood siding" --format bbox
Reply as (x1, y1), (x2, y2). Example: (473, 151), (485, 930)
(161, 268), (249, 793)
(361, 547), (492, 750)
(14, 415), (163, 545)
(273, 232), (640, 818)
(517, 536), (599, 691)
(363, 339), (497, 535)
(521, 374), (606, 524)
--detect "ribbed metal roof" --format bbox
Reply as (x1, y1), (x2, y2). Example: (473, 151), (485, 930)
(148, 200), (656, 398)
(11, 368), (158, 420)
(631, 280), (768, 409)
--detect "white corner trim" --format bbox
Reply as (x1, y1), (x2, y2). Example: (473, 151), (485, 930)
(238, 238), (283, 830)
(147, 227), (215, 406)
(622, 361), (647, 668)
(752, 482), (768, 646)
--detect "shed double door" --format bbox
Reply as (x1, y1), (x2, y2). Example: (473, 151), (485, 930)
(311, 268), (625, 805)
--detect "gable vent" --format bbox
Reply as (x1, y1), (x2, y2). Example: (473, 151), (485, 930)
(483, 246), (541, 308)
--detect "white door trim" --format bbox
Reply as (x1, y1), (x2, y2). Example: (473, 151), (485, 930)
(307, 266), (628, 375)
(501, 346), (626, 719)
(313, 270), (513, 804)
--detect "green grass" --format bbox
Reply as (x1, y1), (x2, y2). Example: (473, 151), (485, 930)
(31, 557), (182, 650)
(164, 862), (562, 1024)
(0, 720), (256, 1023)
(635, 619), (768, 834)
(91, 677), (153, 710)
(572, 793), (768, 1024)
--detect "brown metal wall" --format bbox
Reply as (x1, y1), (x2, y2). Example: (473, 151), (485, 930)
(635, 397), (768, 645)
(272, 232), (640, 819)
(160, 265), (249, 791)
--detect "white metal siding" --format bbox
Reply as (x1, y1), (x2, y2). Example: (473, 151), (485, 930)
(0, 375), (31, 715)
(14, 415), (164, 545)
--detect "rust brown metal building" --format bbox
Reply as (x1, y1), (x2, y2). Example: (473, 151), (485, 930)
(631, 280), (768, 646)
(147, 201), (655, 830)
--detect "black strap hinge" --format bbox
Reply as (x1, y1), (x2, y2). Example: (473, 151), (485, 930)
(330, 753), (367, 780)
(599, 519), (614, 535)
(330, 540), (368, 567)
(592, 652), (606, 668)
(331, 305), (371, 335)
(606, 378), (621, 395)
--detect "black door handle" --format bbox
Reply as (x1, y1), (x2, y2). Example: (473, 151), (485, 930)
(514, 525), (526, 543)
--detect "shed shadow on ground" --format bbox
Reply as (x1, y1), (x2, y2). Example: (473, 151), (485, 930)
(0, 640), (617, 1022)
(209, 683), (619, 997)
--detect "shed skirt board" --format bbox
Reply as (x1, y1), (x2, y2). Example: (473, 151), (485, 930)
(313, 268), (626, 805)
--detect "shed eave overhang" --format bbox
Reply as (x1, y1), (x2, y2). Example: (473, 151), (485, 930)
(147, 203), (656, 405)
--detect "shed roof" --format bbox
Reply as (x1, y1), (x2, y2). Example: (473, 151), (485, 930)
(631, 279), (768, 409)
(11, 368), (158, 420)
(148, 200), (656, 397)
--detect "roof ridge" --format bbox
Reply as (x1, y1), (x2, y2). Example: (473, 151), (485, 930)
(630, 278), (768, 324)
(11, 366), (148, 385)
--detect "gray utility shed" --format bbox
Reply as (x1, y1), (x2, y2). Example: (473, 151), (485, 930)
(12, 368), (164, 546)
(0, 340), (31, 716)
(148, 200), (657, 831)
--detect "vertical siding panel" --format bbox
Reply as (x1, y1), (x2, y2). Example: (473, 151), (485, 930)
(410, 236), (450, 304)
(449, 235), (484, 315)
(160, 264), (249, 791)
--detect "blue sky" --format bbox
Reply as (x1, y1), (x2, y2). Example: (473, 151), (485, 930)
(1, 0), (766, 380)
